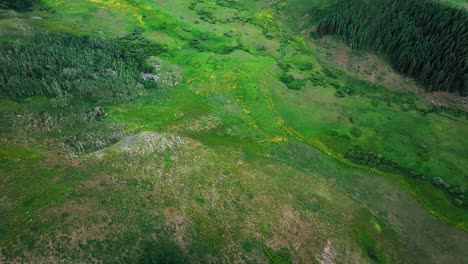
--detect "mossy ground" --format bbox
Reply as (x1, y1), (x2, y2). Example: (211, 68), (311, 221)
(0, 0), (467, 263)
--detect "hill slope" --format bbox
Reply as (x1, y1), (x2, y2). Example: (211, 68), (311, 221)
(0, 0), (467, 263)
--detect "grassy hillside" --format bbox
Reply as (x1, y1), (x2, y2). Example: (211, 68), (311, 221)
(0, 0), (467, 263)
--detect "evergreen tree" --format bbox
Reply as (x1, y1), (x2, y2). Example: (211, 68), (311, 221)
(0, 32), (162, 104)
(317, 0), (468, 96)
(0, 0), (37, 11)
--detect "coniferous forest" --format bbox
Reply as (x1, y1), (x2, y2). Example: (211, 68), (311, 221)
(0, 33), (159, 105)
(0, 0), (36, 11)
(0, 0), (467, 263)
(318, 0), (468, 96)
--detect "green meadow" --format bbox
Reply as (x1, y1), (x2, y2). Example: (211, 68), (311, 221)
(0, 0), (467, 262)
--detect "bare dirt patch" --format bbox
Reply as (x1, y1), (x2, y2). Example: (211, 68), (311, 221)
(266, 207), (324, 263)
(320, 240), (336, 264)
(163, 208), (191, 252)
(315, 36), (467, 111)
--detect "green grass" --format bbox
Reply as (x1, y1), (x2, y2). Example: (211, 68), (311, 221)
(268, 68), (468, 224)
(0, 0), (467, 262)
(441, 0), (468, 8)
(0, 144), (90, 246)
(108, 86), (211, 131)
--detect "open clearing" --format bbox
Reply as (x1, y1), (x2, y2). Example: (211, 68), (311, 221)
(0, 0), (467, 263)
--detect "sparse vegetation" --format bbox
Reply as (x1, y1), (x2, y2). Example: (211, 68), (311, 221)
(0, 0), (467, 263)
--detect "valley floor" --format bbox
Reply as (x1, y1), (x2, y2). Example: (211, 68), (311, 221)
(0, 0), (467, 263)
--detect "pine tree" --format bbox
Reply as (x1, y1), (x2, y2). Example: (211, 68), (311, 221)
(317, 0), (468, 96)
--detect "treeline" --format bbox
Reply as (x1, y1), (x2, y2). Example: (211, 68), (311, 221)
(0, 32), (160, 105)
(317, 0), (468, 96)
(0, 0), (36, 11)
(345, 149), (466, 208)
(344, 150), (425, 179)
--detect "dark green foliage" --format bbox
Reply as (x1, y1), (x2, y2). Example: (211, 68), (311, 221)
(345, 149), (466, 208)
(0, 32), (159, 104)
(189, 38), (204, 51)
(297, 62), (314, 71)
(196, 8), (216, 24)
(334, 85), (353, 98)
(256, 44), (267, 51)
(263, 246), (292, 264)
(280, 73), (306, 90)
(350, 127), (362, 137)
(318, 0), (468, 96)
(431, 177), (466, 207)
(344, 149), (428, 181)
(335, 76), (468, 119)
(432, 177), (444, 186)
(137, 240), (189, 264)
(118, 28), (168, 58)
(0, 0), (36, 11)
(344, 150), (411, 176)
(279, 74), (294, 84)
(241, 239), (264, 253)
(189, 0), (247, 24)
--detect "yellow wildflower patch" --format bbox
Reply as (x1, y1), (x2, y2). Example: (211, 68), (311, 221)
(87, 0), (145, 26)
(190, 70), (238, 94)
(252, 9), (279, 35)
(268, 136), (288, 143)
